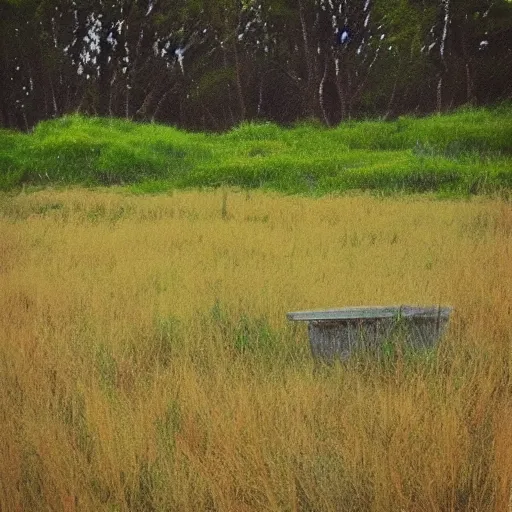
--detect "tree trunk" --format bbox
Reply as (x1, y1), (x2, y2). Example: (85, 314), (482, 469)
(319, 58), (330, 126)
(384, 75), (398, 120)
(233, 39), (246, 122)
(437, 75), (443, 112)
(437, 0), (450, 112)
(298, 0), (318, 119)
(334, 57), (347, 121)
(461, 31), (475, 104)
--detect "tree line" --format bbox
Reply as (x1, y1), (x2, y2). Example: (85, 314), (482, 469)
(1, 0), (511, 131)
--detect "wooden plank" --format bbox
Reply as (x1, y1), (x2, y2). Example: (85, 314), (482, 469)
(287, 305), (452, 322)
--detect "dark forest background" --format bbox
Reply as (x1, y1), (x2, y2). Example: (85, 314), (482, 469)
(1, 0), (512, 132)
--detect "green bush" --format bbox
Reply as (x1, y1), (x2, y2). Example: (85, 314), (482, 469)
(1, 105), (511, 195)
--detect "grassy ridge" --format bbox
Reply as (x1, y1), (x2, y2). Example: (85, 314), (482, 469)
(1, 104), (512, 194)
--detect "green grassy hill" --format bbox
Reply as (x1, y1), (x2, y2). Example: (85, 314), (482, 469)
(1, 105), (512, 195)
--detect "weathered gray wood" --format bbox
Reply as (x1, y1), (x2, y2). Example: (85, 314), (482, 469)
(287, 305), (452, 363)
(287, 306), (451, 322)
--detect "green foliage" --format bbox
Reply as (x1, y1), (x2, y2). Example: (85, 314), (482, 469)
(224, 121), (286, 141)
(195, 67), (237, 102)
(1, 106), (512, 196)
(208, 301), (289, 366)
(0, 129), (24, 190)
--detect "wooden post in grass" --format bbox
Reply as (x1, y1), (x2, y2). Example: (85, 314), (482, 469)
(221, 188), (228, 220)
(287, 305), (452, 363)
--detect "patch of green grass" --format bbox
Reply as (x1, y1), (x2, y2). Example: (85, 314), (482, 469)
(1, 104), (512, 195)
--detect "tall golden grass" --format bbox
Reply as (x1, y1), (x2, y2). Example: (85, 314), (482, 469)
(1, 188), (512, 511)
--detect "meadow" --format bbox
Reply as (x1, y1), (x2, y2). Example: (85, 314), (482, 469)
(1, 104), (512, 196)
(1, 187), (512, 511)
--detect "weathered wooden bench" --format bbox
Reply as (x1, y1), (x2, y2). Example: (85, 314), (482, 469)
(287, 305), (452, 363)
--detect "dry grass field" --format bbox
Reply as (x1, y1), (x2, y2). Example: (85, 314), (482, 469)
(1, 188), (512, 511)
